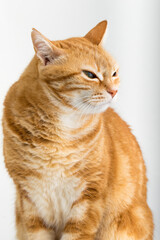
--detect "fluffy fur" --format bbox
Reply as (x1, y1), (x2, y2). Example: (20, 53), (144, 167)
(3, 20), (153, 240)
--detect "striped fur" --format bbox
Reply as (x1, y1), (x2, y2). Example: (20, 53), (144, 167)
(3, 21), (153, 240)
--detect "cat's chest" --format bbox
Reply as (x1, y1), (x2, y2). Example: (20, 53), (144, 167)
(27, 168), (85, 228)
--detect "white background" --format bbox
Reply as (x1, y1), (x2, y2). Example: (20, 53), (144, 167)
(0, 0), (159, 239)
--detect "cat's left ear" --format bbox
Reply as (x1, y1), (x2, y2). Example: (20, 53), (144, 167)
(31, 28), (65, 65)
(84, 20), (107, 45)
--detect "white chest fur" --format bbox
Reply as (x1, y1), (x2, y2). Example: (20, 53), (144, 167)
(26, 168), (85, 230)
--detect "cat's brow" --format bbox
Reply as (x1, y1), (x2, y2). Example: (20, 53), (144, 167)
(48, 72), (80, 81)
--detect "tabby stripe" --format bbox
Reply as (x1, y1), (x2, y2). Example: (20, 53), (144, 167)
(59, 87), (90, 92)
(25, 217), (46, 231)
(71, 118), (102, 143)
(64, 218), (99, 235)
(47, 72), (80, 82)
(48, 87), (76, 109)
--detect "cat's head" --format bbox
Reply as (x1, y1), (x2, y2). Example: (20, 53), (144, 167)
(31, 21), (119, 114)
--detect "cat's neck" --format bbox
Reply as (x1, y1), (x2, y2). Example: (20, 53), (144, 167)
(58, 111), (102, 140)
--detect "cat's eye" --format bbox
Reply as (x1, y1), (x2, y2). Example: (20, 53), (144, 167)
(83, 70), (97, 79)
(112, 71), (117, 77)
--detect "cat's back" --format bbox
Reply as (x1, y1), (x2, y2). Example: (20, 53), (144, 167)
(103, 108), (147, 203)
(103, 107), (141, 155)
(103, 107), (144, 168)
(3, 57), (38, 116)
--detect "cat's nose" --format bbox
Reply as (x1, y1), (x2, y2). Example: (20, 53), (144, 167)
(107, 89), (118, 98)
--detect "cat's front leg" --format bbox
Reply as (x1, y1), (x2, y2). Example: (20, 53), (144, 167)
(60, 198), (103, 240)
(96, 203), (153, 240)
(16, 192), (55, 240)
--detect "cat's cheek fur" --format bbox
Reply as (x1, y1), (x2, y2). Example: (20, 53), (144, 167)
(70, 96), (112, 115)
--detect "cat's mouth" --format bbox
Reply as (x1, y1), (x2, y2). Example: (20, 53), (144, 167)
(89, 93), (112, 107)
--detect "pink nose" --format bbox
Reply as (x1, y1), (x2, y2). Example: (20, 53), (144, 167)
(107, 89), (118, 98)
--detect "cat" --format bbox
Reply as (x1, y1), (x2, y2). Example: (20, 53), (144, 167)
(2, 20), (153, 240)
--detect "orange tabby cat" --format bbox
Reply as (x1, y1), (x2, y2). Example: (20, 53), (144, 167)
(3, 21), (153, 240)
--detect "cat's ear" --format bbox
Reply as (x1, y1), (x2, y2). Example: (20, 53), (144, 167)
(31, 28), (64, 65)
(84, 20), (107, 45)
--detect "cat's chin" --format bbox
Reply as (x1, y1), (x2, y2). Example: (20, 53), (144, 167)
(79, 102), (111, 115)
(90, 103), (111, 114)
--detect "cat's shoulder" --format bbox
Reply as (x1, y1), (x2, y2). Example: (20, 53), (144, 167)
(103, 107), (130, 129)
(103, 107), (143, 156)
(103, 107), (135, 142)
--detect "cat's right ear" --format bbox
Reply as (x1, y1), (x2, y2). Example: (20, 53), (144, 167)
(84, 20), (107, 45)
(31, 28), (64, 65)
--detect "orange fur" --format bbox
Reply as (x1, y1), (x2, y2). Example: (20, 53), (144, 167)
(3, 21), (153, 240)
